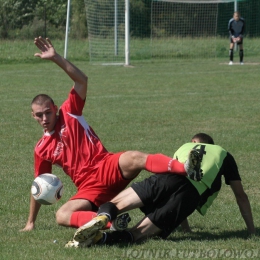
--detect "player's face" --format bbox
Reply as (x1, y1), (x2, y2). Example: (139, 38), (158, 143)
(233, 13), (240, 21)
(32, 101), (58, 133)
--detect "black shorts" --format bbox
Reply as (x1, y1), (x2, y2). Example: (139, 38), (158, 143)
(131, 174), (200, 238)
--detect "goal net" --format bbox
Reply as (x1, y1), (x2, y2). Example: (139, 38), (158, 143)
(83, 0), (260, 63)
(84, 0), (152, 64)
(150, 0), (235, 60)
(84, 0), (126, 64)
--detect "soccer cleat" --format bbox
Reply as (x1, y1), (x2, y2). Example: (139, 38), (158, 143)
(184, 149), (202, 181)
(65, 239), (80, 248)
(73, 215), (109, 243)
(65, 231), (103, 248)
(229, 61), (233, 65)
(240, 62), (244, 65)
(110, 213), (131, 231)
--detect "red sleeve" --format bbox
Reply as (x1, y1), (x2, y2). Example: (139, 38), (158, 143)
(34, 151), (52, 177)
(61, 88), (85, 115)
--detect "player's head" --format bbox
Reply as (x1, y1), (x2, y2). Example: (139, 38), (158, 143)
(31, 94), (58, 133)
(191, 133), (214, 144)
(233, 11), (240, 21)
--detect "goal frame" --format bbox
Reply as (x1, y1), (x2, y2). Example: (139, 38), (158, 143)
(64, 0), (130, 65)
(63, 0), (238, 63)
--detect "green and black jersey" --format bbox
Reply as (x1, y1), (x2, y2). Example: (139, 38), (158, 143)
(173, 143), (241, 215)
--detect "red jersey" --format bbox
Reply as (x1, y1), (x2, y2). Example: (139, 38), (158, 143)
(34, 88), (110, 187)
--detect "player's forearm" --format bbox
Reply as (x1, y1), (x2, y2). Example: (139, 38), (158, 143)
(237, 197), (255, 234)
(241, 212), (255, 234)
(180, 218), (192, 233)
(241, 26), (245, 36)
(51, 53), (88, 87)
(27, 194), (42, 223)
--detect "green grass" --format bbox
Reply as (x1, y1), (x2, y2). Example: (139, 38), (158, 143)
(1, 37), (260, 64)
(0, 48), (260, 260)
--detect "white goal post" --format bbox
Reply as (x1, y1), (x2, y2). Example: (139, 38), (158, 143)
(64, 0), (71, 59)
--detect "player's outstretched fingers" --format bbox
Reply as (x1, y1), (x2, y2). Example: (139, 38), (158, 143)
(46, 38), (53, 47)
(34, 37), (48, 51)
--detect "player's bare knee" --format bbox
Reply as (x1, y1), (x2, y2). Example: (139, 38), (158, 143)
(130, 151), (148, 167)
(55, 210), (63, 225)
(120, 151), (147, 179)
(56, 209), (70, 226)
(120, 151), (147, 169)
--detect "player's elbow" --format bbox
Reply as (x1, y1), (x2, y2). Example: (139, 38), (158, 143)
(83, 75), (88, 84)
(78, 75), (88, 88)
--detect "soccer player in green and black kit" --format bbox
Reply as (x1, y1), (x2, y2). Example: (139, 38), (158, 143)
(66, 133), (255, 247)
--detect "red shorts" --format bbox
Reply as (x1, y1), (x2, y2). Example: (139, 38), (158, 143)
(70, 152), (132, 207)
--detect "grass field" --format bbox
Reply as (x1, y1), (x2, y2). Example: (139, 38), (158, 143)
(1, 37), (260, 64)
(0, 42), (260, 260)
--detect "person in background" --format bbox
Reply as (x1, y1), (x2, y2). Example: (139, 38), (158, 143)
(228, 11), (245, 65)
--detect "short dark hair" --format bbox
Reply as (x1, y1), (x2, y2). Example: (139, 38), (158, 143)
(192, 133), (214, 144)
(31, 94), (54, 106)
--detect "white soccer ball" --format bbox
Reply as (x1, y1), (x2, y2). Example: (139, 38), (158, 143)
(31, 173), (63, 205)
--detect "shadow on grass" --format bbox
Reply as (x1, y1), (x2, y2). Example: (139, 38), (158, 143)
(164, 227), (260, 242)
(93, 228), (259, 249)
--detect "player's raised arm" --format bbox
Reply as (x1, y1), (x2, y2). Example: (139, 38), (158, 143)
(34, 36), (88, 100)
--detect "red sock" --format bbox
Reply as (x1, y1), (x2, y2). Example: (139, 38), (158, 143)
(70, 211), (112, 229)
(145, 154), (186, 176)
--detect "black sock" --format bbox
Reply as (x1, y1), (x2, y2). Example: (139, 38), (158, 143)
(229, 49), (233, 61)
(240, 50), (244, 62)
(101, 231), (134, 245)
(97, 202), (118, 221)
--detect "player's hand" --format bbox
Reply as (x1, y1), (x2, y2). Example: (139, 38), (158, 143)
(20, 222), (35, 232)
(236, 37), (241, 42)
(34, 37), (56, 60)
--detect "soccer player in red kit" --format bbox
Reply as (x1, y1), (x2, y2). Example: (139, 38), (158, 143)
(21, 37), (201, 232)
